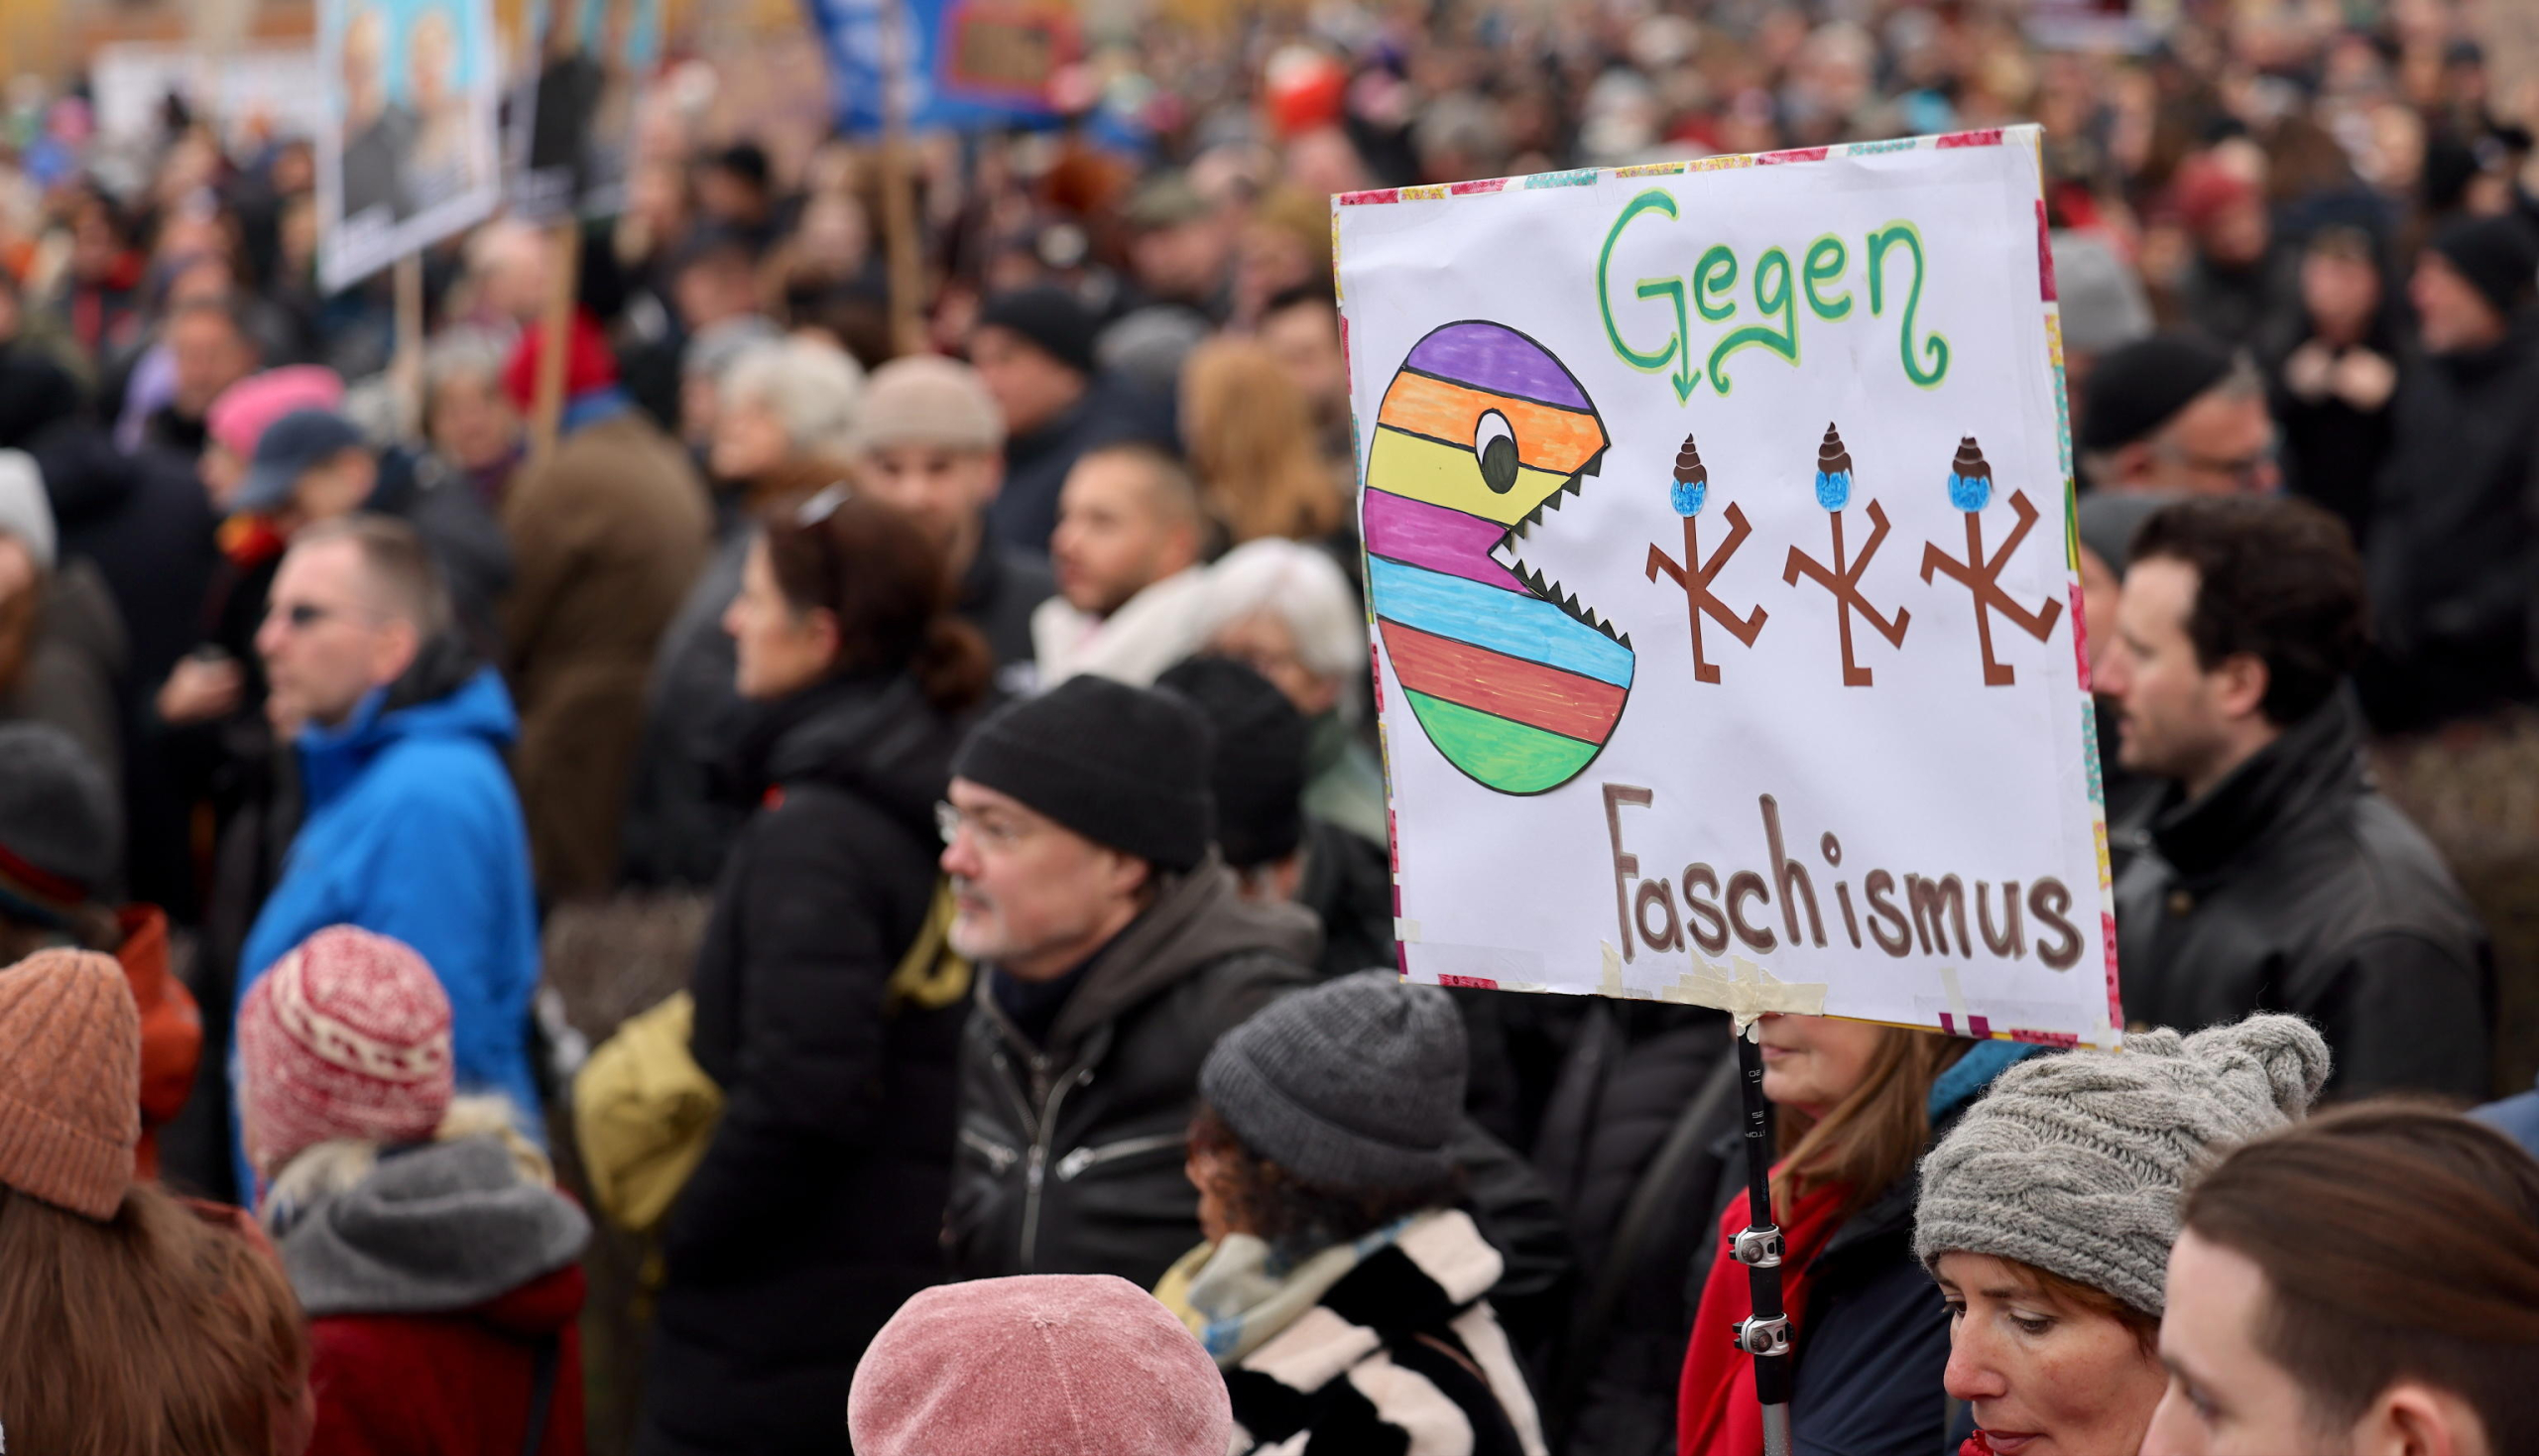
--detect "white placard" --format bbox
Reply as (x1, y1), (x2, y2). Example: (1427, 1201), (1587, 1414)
(1339, 126), (2117, 1049)
(317, 0), (505, 293)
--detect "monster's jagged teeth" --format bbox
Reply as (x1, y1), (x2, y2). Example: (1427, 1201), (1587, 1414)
(1490, 539), (1517, 571)
(1563, 475), (1583, 496)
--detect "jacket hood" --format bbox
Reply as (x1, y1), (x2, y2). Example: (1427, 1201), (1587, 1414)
(299, 647), (516, 805)
(1044, 856), (1321, 1050)
(727, 669), (972, 841)
(25, 422), (138, 526)
(278, 1136), (591, 1320)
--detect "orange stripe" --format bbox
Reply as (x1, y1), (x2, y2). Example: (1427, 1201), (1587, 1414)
(1377, 371), (1606, 467)
(1381, 618), (1627, 743)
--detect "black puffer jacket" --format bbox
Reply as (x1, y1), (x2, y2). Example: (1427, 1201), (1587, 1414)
(2114, 692), (2491, 1098)
(947, 862), (1318, 1287)
(640, 669), (981, 1456)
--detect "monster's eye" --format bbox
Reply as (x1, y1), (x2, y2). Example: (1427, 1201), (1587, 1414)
(1476, 411), (1518, 494)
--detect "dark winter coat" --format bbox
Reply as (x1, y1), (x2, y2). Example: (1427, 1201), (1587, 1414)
(1685, 1044), (2038, 1456)
(500, 405), (712, 902)
(640, 670), (979, 1456)
(947, 861), (1318, 1286)
(2359, 316), (2539, 731)
(1532, 1002), (1737, 1456)
(960, 539), (1056, 693)
(365, 447), (514, 656)
(982, 379), (1169, 552)
(1296, 814), (1395, 980)
(0, 557), (129, 816)
(28, 424), (218, 695)
(273, 1136), (590, 1456)
(2114, 692), (2490, 1098)
(0, 338), (85, 451)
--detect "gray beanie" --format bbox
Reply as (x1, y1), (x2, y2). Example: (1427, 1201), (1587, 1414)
(1913, 1013), (2332, 1318)
(1200, 970), (1466, 1193)
(0, 723), (117, 918)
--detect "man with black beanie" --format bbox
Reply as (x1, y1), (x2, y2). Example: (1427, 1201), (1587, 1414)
(2360, 212), (2539, 730)
(2077, 333), (2279, 496)
(1156, 656), (1395, 982)
(971, 285), (1164, 552)
(940, 673), (1317, 1287)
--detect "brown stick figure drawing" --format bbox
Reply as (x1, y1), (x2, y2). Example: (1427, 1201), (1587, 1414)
(1918, 435), (2063, 685)
(1782, 422), (1910, 686)
(1645, 433), (1766, 684)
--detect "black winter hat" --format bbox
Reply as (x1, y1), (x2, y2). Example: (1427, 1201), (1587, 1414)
(2427, 213), (2539, 316)
(1157, 657), (1305, 870)
(975, 286), (1098, 377)
(0, 723), (116, 922)
(952, 675), (1215, 872)
(2079, 333), (2237, 453)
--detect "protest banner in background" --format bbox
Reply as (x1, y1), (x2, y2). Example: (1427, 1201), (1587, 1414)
(507, 0), (661, 221)
(91, 44), (329, 151)
(318, 0), (503, 292)
(1338, 125), (2119, 1049)
(804, 0), (1075, 135)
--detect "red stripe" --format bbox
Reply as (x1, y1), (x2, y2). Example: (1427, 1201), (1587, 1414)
(1381, 619), (1627, 743)
(1758, 147), (1831, 165)
(1937, 129), (2004, 148)
(0, 840), (88, 909)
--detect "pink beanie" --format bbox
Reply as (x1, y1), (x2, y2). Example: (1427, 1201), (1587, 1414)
(207, 365), (346, 462)
(849, 1274), (1233, 1456)
(235, 926), (454, 1181)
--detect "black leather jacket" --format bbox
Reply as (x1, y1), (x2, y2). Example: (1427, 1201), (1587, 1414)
(2113, 694), (2490, 1098)
(946, 859), (1319, 1286)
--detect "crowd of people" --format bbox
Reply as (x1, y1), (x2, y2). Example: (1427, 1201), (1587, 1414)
(5, 0), (2539, 1452)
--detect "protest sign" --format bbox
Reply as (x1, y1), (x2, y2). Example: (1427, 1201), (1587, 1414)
(318, 0), (504, 292)
(804, 0), (1075, 135)
(507, 0), (661, 221)
(1338, 126), (2117, 1049)
(91, 44), (328, 151)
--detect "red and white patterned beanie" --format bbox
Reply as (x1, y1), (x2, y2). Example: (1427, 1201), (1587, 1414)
(237, 925), (454, 1181)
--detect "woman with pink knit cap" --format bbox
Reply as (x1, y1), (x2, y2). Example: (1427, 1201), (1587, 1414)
(237, 923), (589, 1456)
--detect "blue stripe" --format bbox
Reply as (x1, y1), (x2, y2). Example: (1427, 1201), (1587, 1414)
(1370, 557), (1634, 687)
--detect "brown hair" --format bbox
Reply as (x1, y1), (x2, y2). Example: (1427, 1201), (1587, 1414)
(762, 484), (992, 715)
(0, 1180), (309, 1455)
(2180, 1102), (2539, 1449)
(1187, 1102), (1462, 1263)
(1179, 337), (1344, 545)
(1994, 1255), (2161, 1355)
(2128, 496), (2365, 728)
(1773, 1025), (1973, 1220)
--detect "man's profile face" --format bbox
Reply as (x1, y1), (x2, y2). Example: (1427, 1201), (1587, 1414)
(2097, 555), (2231, 787)
(2155, 390), (2278, 496)
(255, 539), (407, 732)
(1050, 455), (1187, 617)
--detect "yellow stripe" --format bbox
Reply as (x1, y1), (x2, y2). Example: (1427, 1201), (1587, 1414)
(1367, 427), (1578, 526)
(1377, 372), (1607, 470)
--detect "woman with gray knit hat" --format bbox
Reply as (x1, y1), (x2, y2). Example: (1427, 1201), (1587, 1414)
(1156, 969), (1548, 1456)
(1915, 1012), (2332, 1456)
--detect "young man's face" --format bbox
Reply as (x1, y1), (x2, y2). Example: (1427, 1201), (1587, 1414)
(1049, 454), (1192, 618)
(2095, 556), (2236, 789)
(855, 442), (999, 569)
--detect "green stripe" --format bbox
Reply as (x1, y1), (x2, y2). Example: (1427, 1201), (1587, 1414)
(1404, 690), (1601, 794)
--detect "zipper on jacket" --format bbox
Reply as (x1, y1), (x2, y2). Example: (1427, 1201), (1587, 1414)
(960, 1127), (1020, 1174)
(1018, 1059), (1095, 1270)
(1052, 1131), (1183, 1182)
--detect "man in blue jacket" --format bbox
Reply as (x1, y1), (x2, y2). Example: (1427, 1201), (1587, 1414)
(231, 513), (541, 1194)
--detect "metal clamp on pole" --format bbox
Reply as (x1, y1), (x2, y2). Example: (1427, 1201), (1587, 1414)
(1732, 1225), (1785, 1269)
(1734, 1313), (1792, 1357)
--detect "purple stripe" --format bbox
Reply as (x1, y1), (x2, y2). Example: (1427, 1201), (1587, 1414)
(1401, 323), (1592, 411)
(1364, 489), (1524, 592)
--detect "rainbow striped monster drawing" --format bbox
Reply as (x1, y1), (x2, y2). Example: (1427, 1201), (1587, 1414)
(1362, 321), (1633, 794)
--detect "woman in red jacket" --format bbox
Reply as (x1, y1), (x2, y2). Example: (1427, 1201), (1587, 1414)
(240, 924), (590, 1456)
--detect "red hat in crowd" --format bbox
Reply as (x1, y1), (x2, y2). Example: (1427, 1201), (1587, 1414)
(235, 926), (454, 1182)
(502, 310), (620, 412)
(2171, 157), (2261, 238)
(849, 1274), (1232, 1456)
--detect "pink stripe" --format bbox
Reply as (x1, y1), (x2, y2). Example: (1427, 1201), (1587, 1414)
(1340, 187), (1401, 206)
(1938, 1012), (1957, 1035)
(1938, 129), (2004, 148)
(1758, 147), (1831, 165)
(1968, 1014), (1993, 1038)
(1363, 489), (1525, 592)
(2103, 911), (2122, 1031)
(2008, 1029), (2081, 1048)
(2036, 200), (2057, 301)
(1450, 178), (1509, 195)
(2071, 583), (2090, 692)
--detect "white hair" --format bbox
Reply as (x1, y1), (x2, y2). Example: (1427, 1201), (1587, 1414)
(1200, 537), (1368, 695)
(722, 336), (866, 459)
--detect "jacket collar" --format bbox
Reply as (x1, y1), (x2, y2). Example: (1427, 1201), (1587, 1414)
(2148, 691), (2364, 884)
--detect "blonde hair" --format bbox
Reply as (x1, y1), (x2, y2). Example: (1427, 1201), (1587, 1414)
(260, 1094), (552, 1230)
(1179, 337), (1343, 545)
(1773, 1026), (1971, 1220)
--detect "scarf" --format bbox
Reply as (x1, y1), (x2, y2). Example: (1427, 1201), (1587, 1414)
(1675, 1170), (1852, 1456)
(1155, 1215), (1418, 1366)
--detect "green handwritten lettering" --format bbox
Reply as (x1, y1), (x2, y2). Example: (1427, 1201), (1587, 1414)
(1599, 189), (1699, 401)
(1693, 245), (1740, 323)
(1803, 234), (1852, 320)
(1866, 222), (1949, 388)
(1707, 247), (1797, 395)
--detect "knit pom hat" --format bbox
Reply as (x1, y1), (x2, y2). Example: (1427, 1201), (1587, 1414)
(1201, 969), (1466, 1192)
(1914, 1013), (2332, 1318)
(0, 949), (141, 1220)
(849, 1274), (1232, 1456)
(236, 926), (455, 1181)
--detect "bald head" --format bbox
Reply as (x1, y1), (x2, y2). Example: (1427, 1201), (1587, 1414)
(1050, 444), (1206, 617)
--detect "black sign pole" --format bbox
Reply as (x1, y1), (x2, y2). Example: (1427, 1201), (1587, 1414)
(1730, 1021), (1794, 1456)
